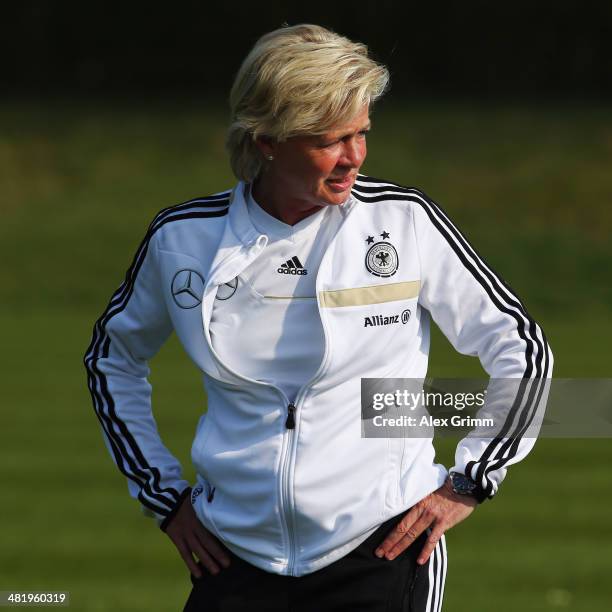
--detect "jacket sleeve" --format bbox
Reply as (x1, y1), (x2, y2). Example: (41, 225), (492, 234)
(411, 191), (553, 502)
(83, 225), (191, 525)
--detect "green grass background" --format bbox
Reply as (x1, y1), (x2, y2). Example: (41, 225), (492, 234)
(1, 100), (611, 610)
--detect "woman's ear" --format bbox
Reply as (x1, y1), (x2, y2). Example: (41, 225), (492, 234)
(254, 135), (276, 160)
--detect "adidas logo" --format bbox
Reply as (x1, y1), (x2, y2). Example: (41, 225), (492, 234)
(278, 256), (308, 275)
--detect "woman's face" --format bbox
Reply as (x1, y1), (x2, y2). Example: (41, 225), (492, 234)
(257, 106), (371, 210)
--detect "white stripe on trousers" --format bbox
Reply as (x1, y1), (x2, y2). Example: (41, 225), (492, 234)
(425, 534), (447, 612)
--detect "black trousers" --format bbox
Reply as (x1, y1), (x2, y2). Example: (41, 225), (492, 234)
(183, 513), (447, 612)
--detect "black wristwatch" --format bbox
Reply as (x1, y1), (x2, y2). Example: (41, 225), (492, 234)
(448, 471), (488, 503)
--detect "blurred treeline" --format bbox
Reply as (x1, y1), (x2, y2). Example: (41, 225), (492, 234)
(3, 0), (611, 98)
(1, 101), (610, 324)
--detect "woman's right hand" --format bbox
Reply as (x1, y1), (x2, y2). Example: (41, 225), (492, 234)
(164, 496), (231, 577)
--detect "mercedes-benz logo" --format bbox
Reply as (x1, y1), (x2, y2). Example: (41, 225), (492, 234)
(216, 277), (238, 301)
(171, 269), (205, 309)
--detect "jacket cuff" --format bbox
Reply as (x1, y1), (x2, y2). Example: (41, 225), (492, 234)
(472, 484), (490, 504)
(159, 487), (192, 532)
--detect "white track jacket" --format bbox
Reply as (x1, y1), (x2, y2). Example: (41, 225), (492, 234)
(84, 175), (553, 576)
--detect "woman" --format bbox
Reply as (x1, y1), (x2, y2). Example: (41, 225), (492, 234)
(84, 24), (553, 611)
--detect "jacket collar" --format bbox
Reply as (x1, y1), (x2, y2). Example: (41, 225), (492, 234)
(227, 181), (260, 247)
(203, 182), (262, 289)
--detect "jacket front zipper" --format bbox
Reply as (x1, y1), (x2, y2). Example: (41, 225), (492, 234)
(285, 403), (296, 429)
(201, 287), (306, 575)
(277, 258), (335, 574)
(202, 280), (334, 576)
(280, 402), (297, 572)
(200, 197), (351, 575)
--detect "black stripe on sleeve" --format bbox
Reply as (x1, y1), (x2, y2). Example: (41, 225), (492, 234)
(160, 487), (193, 532)
(151, 192), (232, 221)
(84, 199), (230, 516)
(478, 330), (551, 488)
(85, 359), (174, 516)
(352, 177), (550, 496)
(106, 200), (231, 311)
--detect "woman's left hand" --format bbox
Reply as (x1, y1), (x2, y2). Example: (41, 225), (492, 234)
(375, 478), (478, 565)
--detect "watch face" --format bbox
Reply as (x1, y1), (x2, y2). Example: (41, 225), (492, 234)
(451, 472), (477, 495)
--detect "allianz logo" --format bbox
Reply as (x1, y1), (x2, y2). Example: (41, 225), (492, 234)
(364, 309), (411, 327)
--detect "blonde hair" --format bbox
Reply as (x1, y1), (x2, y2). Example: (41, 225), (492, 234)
(226, 24), (390, 182)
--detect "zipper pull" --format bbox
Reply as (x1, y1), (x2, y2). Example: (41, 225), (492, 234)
(285, 403), (296, 429)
